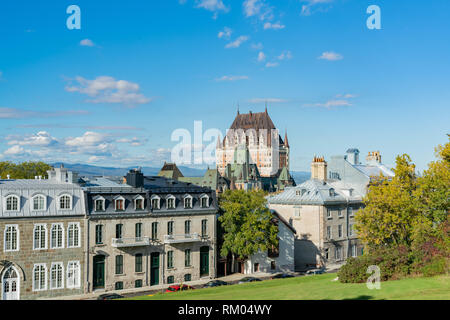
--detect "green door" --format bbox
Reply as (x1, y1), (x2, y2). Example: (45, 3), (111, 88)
(93, 255), (105, 289)
(200, 246), (209, 276)
(150, 252), (159, 286)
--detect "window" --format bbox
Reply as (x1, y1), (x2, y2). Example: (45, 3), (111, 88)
(335, 247), (342, 261)
(294, 208), (301, 218)
(135, 254), (143, 272)
(200, 196), (209, 208)
(167, 251), (174, 269)
(349, 224), (354, 236)
(348, 207), (354, 217)
(67, 261), (80, 289)
(151, 222), (158, 240)
(135, 223), (142, 240)
(326, 226), (332, 239)
(95, 225), (103, 244)
(167, 197), (175, 209)
(59, 195), (71, 210)
(184, 274), (191, 282)
(271, 261), (276, 270)
(33, 224), (47, 250)
(50, 263), (64, 289)
(68, 223), (80, 248)
(135, 197), (144, 210)
(254, 263), (260, 272)
(324, 248), (329, 260)
(116, 224), (123, 239)
(167, 276), (174, 284)
(95, 199), (105, 212)
(329, 188), (336, 197)
(33, 264), (47, 291)
(115, 255), (124, 274)
(201, 219), (207, 237)
(338, 225), (343, 238)
(185, 249), (191, 267)
(350, 244), (357, 257)
(184, 220), (191, 235)
(338, 209), (343, 218)
(167, 221), (174, 235)
(5, 195), (19, 211)
(151, 197), (160, 210)
(115, 198), (125, 211)
(326, 209), (332, 219)
(32, 195), (46, 211)
(184, 196), (192, 209)
(115, 282), (123, 290)
(50, 223), (64, 249)
(135, 279), (143, 288)
(4, 225), (19, 251)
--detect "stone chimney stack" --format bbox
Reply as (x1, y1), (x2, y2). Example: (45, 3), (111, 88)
(366, 151), (382, 165)
(311, 156), (327, 181)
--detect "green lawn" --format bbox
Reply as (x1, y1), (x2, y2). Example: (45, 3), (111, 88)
(127, 273), (450, 300)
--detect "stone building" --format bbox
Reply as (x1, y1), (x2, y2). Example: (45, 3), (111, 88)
(82, 169), (218, 294)
(267, 149), (394, 271)
(0, 166), (86, 300)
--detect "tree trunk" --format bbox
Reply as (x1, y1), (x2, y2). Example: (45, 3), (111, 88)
(231, 253), (235, 273)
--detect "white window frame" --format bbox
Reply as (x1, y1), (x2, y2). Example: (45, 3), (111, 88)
(58, 194), (72, 210)
(50, 262), (64, 290)
(67, 222), (81, 248)
(31, 194), (47, 212)
(338, 209), (343, 218)
(4, 224), (19, 252)
(134, 195), (145, 211)
(166, 195), (176, 209)
(183, 195), (193, 209)
(327, 226), (332, 240)
(338, 224), (343, 238)
(151, 195), (161, 210)
(93, 196), (105, 212)
(33, 224), (48, 250)
(335, 247), (342, 261)
(32, 263), (47, 292)
(114, 196), (125, 211)
(4, 195), (20, 212)
(326, 208), (332, 219)
(348, 207), (354, 217)
(50, 223), (65, 249)
(200, 194), (210, 208)
(67, 261), (81, 289)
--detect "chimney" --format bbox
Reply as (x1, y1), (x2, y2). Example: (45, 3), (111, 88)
(126, 168), (144, 188)
(311, 156), (327, 181)
(346, 148), (360, 165)
(366, 151), (382, 165)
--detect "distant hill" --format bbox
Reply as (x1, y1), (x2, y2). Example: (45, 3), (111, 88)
(51, 163), (206, 178)
(290, 171), (310, 185)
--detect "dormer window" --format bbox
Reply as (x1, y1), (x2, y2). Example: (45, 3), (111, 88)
(329, 188), (336, 197)
(59, 195), (72, 210)
(134, 195), (145, 211)
(32, 195), (46, 211)
(167, 195), (176, 209)
(184, 195), (193, 209)
(5, 195), (20, 212)
(151, 196), (160, 210)
(200, 195), (209, 208)
(114, 197), (125, 211)
(93, 196), (105, 212)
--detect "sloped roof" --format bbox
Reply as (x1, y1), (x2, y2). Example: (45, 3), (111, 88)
(230, 111), (276, 131)
(158, 162), (184, 179)
(353, 164), (394, 179)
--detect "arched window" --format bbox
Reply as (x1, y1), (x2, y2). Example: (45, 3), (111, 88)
(5, 195), (19, 211)
(32, 195), (46, 211)
(94, 197), (105, 212)
(114, 197), (125, 211)
(151, 196), (160, 210)
(200, 195), (209, 208)
(50, 263), (64, 289)
(50, 223), (64, 249)
(59, 195), (72, 210)
(184, 195), (193, 209)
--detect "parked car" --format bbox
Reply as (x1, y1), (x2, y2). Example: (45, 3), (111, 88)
(238, 277), (262, 284)
(165, 284), (195, 293)
(305, 269), (325, 275)
(271, 273), (295, 279)
(203, 280), (229, 288)
(97, 293), (124, 300)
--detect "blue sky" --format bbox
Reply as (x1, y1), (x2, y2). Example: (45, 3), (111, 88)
(0, 0), (449, 172)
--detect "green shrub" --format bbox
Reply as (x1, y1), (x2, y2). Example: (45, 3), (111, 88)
(421, 257), (448, 277)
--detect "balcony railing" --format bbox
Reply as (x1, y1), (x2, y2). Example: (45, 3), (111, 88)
(164, 233), (201, 244)
(111, 237), (152, 248)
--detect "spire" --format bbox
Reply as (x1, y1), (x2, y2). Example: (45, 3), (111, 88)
(216, 135), (222, 148)
(265, 100), (268, 114)
(284, 129), (289, 148)
(237, 102), (240, 115)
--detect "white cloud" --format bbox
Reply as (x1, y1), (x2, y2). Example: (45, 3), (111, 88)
(257, 51), (266, 62)
(116, 137), (148, 147)
(6, 131), (58, 147)
(65, 76), (152, 106)
(263, 22), (285, 30)
(243, 0), (273, 21)
(318, 51), (343, 61)
(277, 51), (293, 60)
(4, 145), (25, 156)
(265, 62), (279, 68)
(80, 39), (95, 47)
(225, 36), (249, 49)
(300, 0), (334, 16)
(305, 94), (355, 109)
(195, 0), (228, 12)
(215, 75), (249, 82)
(251, 42), (264, 50)
(218, 27), (232, 39)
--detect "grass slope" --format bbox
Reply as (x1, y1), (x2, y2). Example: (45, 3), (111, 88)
(128, 273), (450, 300)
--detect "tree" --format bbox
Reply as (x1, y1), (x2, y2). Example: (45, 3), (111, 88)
(218, 190), (278, 272)
(0, 161), (52, 179)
